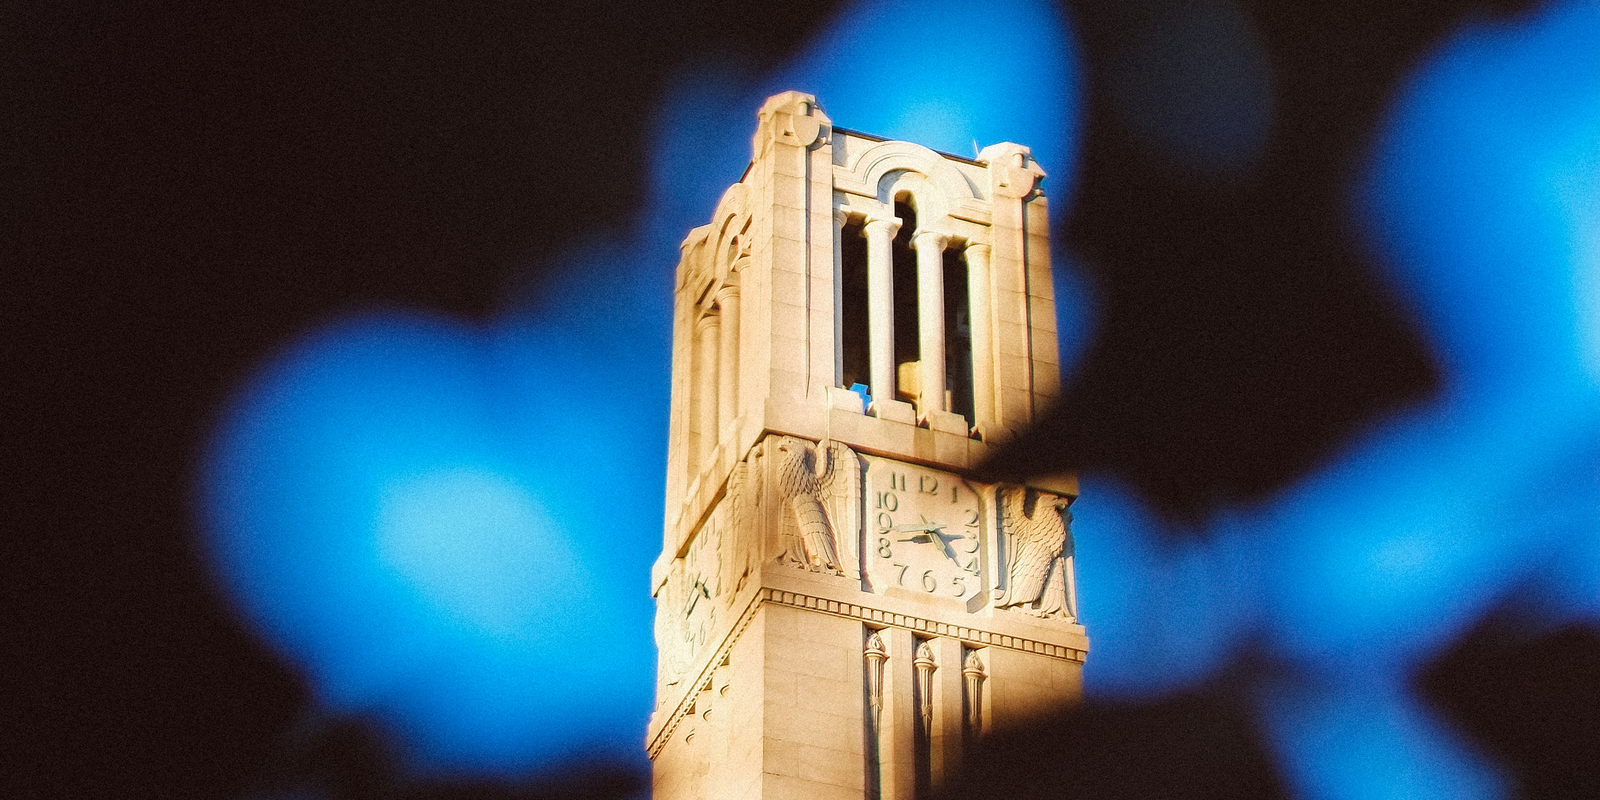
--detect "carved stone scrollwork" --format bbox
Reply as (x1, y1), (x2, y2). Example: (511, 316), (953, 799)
(774, 436), (860, 577)
(995, 486), (1077, 620)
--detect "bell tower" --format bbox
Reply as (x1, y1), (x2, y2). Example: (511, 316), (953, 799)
(649, 91), (1086, 800)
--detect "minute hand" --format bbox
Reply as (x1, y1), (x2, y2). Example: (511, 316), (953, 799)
(894, 521), (963, 560)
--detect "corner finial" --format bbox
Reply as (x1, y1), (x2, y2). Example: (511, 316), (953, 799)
(753, 91), (832, 156)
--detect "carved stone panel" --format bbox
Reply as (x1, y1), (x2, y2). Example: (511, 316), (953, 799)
(655, 493), (729, 703)
(994, 485), (1076, 621)
(772, 436), (861, 579)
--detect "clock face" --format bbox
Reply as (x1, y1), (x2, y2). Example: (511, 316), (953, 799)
(861, 456), (986, 603)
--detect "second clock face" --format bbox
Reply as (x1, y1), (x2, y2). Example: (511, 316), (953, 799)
(861, 456), (986, 604)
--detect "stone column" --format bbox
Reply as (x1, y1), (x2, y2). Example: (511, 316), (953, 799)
(964, 242), (995, 434)
(716, 280), (741, 436)
(693, 310), (720, 469)
(913, 230), (950, 413)
(863, 216), (901, 408)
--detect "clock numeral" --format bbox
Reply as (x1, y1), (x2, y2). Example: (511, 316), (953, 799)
(965, 508), (980, 526)
(920, 570), (938, 592)
(892, 563), (910, 585)
(876, 512), (893, 531)
(952, 575), (968, 597)
(959, 556), (980, 575)
(888, 472), (907, 491)
(919, 474), (939, 494)
(877, 537), (893, 559)
(875, 491), (898, 511)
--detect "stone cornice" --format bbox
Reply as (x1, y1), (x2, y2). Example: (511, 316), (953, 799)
(646, 580), (1087, 758)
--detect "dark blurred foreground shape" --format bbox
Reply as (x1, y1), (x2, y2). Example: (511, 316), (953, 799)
(10, 0), (1600, 797)
(939, 687), (1290, 800)
(1420, 614), (1600, 800)
(936, 615), (1600, 800)
(244, 718), (643, 800)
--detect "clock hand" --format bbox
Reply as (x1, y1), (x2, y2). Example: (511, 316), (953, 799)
(891, 520), (939, 543)
(682, 577), (711, 615)
(894, 519), (965, 557)
(922, 527), (979, 565)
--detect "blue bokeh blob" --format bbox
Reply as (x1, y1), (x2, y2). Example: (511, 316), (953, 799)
(201, 307), (666, 776)
(1072, 479), (1264, 697)
(653, 0), (1084, 228)
(771, 0), (1082, 204)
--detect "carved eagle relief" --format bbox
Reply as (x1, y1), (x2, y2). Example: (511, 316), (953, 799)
(774, 436), (860, 577)
(997, 486), (1076, 620)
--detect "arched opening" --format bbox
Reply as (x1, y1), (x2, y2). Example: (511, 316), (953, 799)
(944, 243), (974, 425)
(839, 217), (870, 393)
(892, 194), (920, 404)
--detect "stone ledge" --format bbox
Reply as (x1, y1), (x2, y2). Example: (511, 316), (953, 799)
(759, 585), (1087, 662)
(647, 568), (1090, 758)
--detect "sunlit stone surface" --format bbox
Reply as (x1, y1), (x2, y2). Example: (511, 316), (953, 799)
(648, 92), (1086, 800)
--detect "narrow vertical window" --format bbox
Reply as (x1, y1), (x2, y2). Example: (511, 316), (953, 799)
(944, 244), (974, 425)
(840, 218), (870, 393)
(891, 196), (921, 404)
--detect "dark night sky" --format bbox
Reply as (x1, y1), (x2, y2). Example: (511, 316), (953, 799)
(9, 1), (1597, 798)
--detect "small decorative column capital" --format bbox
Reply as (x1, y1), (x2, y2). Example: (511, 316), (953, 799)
(912, 640), (938, 755)
(911, 229), (949, 251)
(863, 216), (902, 238)
(961, 650), (985, 678)
(866, 631), (888, 660)
(834, 207), (852, 229)
(964, 241), (991, 258)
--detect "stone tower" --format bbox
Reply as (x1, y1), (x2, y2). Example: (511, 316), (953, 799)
(649, 91), (1086, 800)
